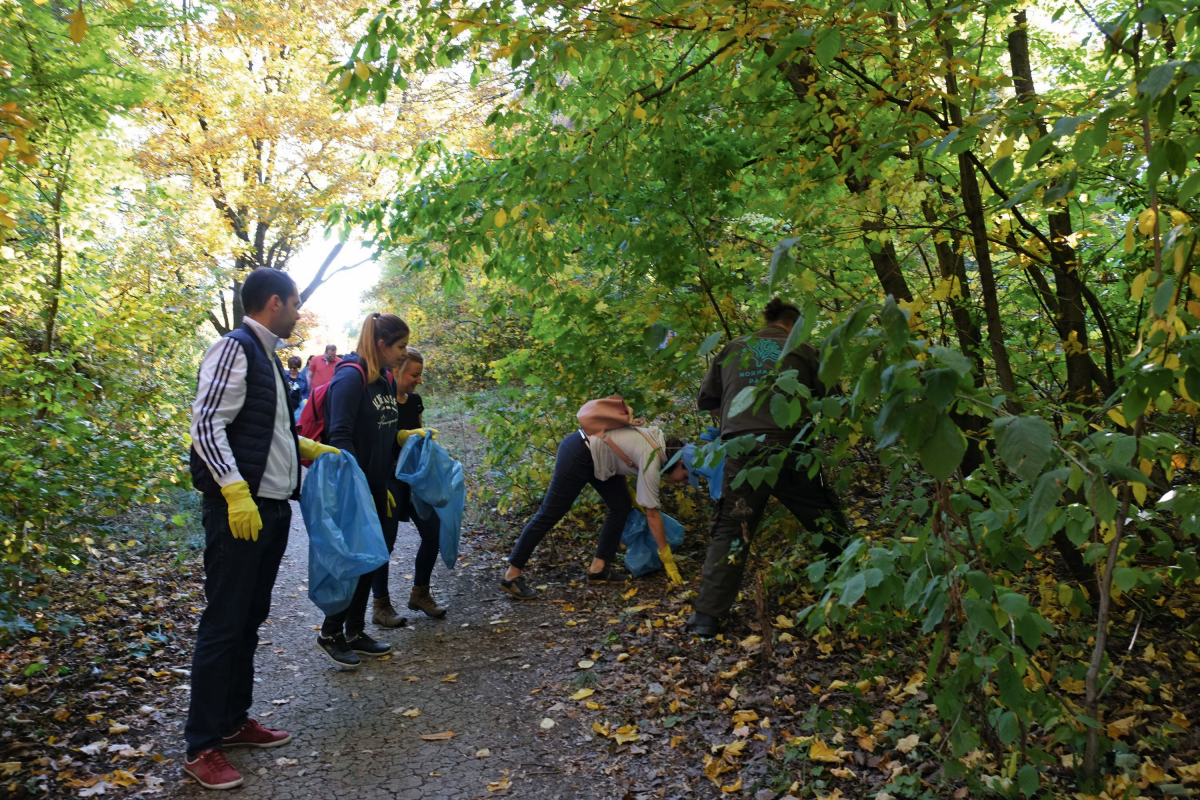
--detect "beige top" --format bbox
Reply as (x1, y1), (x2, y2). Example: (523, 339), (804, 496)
(586, 426), (666, 508)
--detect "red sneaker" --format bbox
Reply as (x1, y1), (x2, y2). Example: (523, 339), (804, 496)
(222, 719), (293, 749)
(183, 748), (243, 790)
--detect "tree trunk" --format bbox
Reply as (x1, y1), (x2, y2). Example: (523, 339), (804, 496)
(1008, 11), (1093, 401)
(937, 23), (1017, 395)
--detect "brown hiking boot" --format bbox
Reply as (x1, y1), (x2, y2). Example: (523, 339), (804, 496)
(372, 597), (407, 628)
(407, 585), (447, 618)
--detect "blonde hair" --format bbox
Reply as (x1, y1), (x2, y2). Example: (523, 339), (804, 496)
(355, 312), (409, 383)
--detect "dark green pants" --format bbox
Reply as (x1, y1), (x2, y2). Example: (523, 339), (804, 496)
(693, 447), (847, 619)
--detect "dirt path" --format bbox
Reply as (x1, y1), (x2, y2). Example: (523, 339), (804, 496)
(164, 507), (624, 800)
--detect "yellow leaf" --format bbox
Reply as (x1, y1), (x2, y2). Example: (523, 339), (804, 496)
(810, 739), (844, 763)
(830, 767), (856, 779)
(1139, 458), (1154, 477)
(896, 733), (921, 754)
(68, 8), (89, 44)
(721, 740), (747, 758)
(494, 208), (508, 228)
(577, 660), (594, 669)
(420, 731), (456, 741)
(1179, 762), (1200, 783)
(571, 688), (595, 701)
(1140, 759), (1168, 784)
(1107, 715), (1138, 739)
(622, 587), (638, 600)
(1058, 676), (1086, 695)
(732, 710), (759, 724)
(632, 105), (647, 121)
(338, 70), (352, 91)
(111, 770), (138, 787)
(3, 683), (28, 697)
(585, 701), (601, 710)
(612, 724), (639, 744)
(109, 723), (130, 734)
(1107, 408), (1128, 428)
(773, 614), (794, 629)
(1138, 207), (1159, 236)
(721, 777), (743, 793)
(441, 673), (458, 683)
(593, 721), (610, 737)
(1133, 482), (1148, 505)
(1125, 219), (1136, 253)
(354, 60), (370, 81)
(995, 137), (1015, 160)
(402, 708), (421, 717)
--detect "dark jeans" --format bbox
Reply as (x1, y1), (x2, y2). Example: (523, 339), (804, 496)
(185, 495), (290, 757)
(373, 479), (441, 598)
(694, 445), (848, 619)
(508, 431), (631, 569)
(322, 489), (387, 637)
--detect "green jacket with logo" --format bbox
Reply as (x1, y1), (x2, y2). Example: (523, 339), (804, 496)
(697, 325), (826, 440)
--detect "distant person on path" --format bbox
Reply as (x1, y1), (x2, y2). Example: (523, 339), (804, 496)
(185, 268), (339, 790)
(374, 348), (446, 624)
(285, 356), (309, 422)
(500, 421), (690, 600)
(307, 343), (341, 390)
(316, 312), (411, 667)
(687, 297), (849, 638)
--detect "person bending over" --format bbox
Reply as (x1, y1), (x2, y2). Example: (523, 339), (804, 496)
(500, 423), (690, 599)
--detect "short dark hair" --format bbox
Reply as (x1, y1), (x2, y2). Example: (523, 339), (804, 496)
(287, 356), (301, 369)
(241, 268), (297, 314)
(764, 297), (801, 326)
(325, 343), (337, 352)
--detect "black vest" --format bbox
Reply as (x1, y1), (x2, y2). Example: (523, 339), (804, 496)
(189, 325), (302, 500)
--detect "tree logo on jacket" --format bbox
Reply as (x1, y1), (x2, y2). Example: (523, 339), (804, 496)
(747, 339), (782, 368)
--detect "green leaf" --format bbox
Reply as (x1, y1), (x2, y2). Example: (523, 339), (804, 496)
(729, 385), (757, 418)
(1025, 468), (1072, 548)
(997, 711), (1020, 744)
(769, 237), (800, 290)
(1139, 61), (1180, 97)
(918, 416), (966, 481)
(880, 296), (909, 353)
(815, 29), (842, 66)
(994, 415), (1054, 482)
(1180, 171), (1200, 204)
(997, 591), (1029, 619)
(1112, 566), (1141, 592)
(840, 572), (866, 607)
(1019, 763), (1040, 797)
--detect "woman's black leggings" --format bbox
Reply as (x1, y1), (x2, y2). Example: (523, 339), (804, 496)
(321, 490), (388, 637)
(373, 499), (440, 597)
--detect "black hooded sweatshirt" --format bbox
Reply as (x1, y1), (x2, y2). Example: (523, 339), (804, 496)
(323, 352), (398, 496)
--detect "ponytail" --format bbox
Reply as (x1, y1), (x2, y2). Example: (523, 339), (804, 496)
(355, 312), (409, 382)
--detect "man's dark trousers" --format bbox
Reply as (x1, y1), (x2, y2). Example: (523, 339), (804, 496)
(185, 495), (290, 757)
(693, 446), (847, 619)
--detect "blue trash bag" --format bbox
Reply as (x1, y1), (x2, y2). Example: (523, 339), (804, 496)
(681, 436), (725, 501)
(620, 510), (686, 577)
(395, 435), (464, 570)
(300, 451), (390, 615)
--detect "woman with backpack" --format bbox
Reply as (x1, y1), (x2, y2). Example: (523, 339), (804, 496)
(314, 312), (412, 668)
(499, 404), (690, 600)
(372, 348), (446, 625)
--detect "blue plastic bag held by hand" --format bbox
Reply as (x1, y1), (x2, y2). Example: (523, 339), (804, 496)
(300, 451), (389, 615)
(621, 510), (686, 577)
(395, 434), (464, 569)
(681, 433), (725, 501)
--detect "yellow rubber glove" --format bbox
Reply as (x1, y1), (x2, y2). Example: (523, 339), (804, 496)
(298, 437), (339, 461)
(396, 428), (439, 446)
(220, 481), (262, 542)
(387, 490), (396, 518)
(659, 545), (683, 586)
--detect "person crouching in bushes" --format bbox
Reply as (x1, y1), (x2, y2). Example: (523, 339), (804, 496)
(372, 348), (446, 624)
(316, 312), (409, 667)
(499, 425), (690, 599)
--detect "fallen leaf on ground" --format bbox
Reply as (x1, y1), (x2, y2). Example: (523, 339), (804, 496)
(577, 660), (595, 669)
(1107, 715), (1139, 739)
(402, 709), (421, 718)
(540, 718), (555, 729)
(441, 674), (458, 683)
(896, 734), (920, 754)
(420, 731), (455, 741)
(108, 723), (130, 735)
(476, 748), (490, 758)
(572, 688), (595, 700)
(487, 771), (512, 792)
(810, 739), (845, 763)
(721, 777), (743, 793)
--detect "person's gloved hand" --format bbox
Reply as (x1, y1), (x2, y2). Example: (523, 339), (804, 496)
(397, 428), (439, 446)
(659, 545), (683, 586)
(220, 481), (262, 542)
(387, 490), (396, 518)
(298, 437), (339, 461)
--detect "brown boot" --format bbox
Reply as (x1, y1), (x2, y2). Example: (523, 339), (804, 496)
(372, 597), (407, 628)
(407, 585), (447, 618)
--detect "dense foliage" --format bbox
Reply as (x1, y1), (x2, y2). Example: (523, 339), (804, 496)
(344, 0), (1200, 792)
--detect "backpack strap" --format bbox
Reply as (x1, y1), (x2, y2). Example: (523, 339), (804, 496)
(597, 427), (665, 472)
(335, 360), (368, 390)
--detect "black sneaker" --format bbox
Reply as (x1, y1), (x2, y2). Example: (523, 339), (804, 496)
(500, 575), (537, 600)
(345, 631), (392, 657)
(316, 633), (360, 668)
(584, 563), (630, 585)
